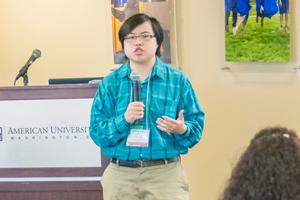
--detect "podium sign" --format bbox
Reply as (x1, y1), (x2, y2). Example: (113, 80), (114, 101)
(0, 98), (100, 168)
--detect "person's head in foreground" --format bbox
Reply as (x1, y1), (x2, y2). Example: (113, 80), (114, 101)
(221, 126), (300, 200)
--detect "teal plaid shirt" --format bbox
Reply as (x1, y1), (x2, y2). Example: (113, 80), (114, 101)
(89, 58), (205, 160)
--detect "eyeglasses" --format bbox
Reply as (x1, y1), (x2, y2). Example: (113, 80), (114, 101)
(124, 33), (156, 43)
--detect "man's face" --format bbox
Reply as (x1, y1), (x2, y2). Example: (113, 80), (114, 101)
(123, 21), (158, 65)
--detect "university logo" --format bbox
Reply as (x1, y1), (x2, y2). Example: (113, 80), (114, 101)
(0, 127), (3, 141)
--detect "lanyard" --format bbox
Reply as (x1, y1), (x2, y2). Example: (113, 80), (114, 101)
(130, 70), (152, 130)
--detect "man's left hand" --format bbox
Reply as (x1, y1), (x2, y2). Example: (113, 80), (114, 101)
(156, 110), (187, 135)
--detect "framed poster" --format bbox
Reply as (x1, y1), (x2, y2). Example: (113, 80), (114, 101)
(225, 0), (291, 62)
(111, 0), (172, 64)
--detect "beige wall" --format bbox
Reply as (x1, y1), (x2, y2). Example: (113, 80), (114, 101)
(176, 1), (300, 199)
(0, 0), (113, 86)
(1, 0), (300, 199)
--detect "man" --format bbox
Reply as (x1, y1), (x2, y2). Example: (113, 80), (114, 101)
(278, 0), (289, 32)
(225, 0), (237, 32)
(232, 0), (251, 35)
(255, 0), (278, 28)
(89, 13), (205, 200)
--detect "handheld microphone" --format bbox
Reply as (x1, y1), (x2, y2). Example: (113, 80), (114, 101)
(130, 71), (142, 125)
(14, 49), (41, 86)
(130, 72), (141, 102)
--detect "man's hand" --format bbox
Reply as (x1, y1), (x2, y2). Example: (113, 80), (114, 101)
(260, 5), (264, 14)
(156, 110), (187, 135)
(124, 102), (145, 124)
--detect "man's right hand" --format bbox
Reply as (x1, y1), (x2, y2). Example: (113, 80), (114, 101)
(260, 6), (264, 14)
(124, 102), (145, 123)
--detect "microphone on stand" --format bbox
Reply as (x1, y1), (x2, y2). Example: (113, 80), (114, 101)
(130, 72), (142, 125)
(14, 49), (41, 86)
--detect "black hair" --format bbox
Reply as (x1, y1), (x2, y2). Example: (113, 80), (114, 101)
(119, 13), (164, 57)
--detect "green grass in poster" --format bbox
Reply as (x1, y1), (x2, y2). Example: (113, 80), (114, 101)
(225, 5), (290, 63)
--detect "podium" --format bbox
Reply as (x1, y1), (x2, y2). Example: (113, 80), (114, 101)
(0, 84), (109, 200)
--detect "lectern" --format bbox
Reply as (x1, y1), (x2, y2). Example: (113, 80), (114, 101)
(0, 84), (109, 200)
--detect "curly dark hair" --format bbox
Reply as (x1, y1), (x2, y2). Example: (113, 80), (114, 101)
(221, 126), (300, 200)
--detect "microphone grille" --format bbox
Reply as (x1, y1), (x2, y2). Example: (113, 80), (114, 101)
(32, 49), (41, 59)
(130, 71), (140, 81)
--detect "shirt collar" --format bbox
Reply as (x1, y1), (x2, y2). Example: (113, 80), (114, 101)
(151, 58), (166, 80)
(118, 57), (166, 80)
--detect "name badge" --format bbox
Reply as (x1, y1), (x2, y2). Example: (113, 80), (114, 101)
(126, 126), (150, 147)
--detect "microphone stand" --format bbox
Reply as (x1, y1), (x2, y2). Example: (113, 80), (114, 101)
(14, 60), (34, 86)
(23, 72), (29, 86)
(14, 68), (29, 86)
